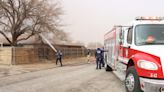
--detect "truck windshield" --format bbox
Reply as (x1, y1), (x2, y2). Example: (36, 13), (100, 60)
(135, 24), (164, 45)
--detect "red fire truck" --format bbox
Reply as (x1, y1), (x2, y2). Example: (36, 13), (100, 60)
(104, 16), (164, 92)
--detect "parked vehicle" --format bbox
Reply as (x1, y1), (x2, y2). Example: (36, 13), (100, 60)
(104, 16), (164, 92)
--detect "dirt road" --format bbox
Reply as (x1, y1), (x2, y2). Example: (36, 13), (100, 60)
(0, 64), (126, 92)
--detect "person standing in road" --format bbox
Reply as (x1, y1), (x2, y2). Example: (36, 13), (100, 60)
(56, 50), (63, 67)
(95, 48), (103, 69)
(101, 47), (105, 67)
(87, 49), (91, 63)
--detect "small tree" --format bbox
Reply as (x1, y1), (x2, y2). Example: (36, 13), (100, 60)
(0, 0), (62, 46)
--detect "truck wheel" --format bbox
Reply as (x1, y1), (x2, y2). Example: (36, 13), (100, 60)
(105, 64), (113, 71)
(125, 66), (142, 92)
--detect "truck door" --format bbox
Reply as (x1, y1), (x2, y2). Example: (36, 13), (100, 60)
(126, 27), (133, 59)
(117, 27), (132, 71)
(122, 27), (133, 71)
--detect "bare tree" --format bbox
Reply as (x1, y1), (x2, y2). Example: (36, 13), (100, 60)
(52, 30), (72, 44)
(0, 0), (62, 46)
(33, 30), (72, 44)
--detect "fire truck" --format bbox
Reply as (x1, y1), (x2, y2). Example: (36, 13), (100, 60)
(104, 16), (164, 92)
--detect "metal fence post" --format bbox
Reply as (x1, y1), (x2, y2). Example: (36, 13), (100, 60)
(12, 47), (16, 65)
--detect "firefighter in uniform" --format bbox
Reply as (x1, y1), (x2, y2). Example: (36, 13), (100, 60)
(95, 48), (103, 69)
(101, 47), (105, 67)
(56, 50), (63, 67)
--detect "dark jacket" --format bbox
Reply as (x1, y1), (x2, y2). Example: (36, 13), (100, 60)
(95, 48), (102, 59)
(56, 51), (62, 59)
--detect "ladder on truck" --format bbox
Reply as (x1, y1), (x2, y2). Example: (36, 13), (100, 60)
(39, 34), (57, 52)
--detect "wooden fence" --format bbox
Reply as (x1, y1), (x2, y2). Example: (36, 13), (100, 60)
(0, 44), (95, 65)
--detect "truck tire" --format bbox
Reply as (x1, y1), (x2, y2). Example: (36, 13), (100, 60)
(105, 64), (113, 71)
(125, 66), (142, 92)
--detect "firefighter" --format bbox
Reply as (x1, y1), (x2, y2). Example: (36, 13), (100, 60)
(87, 49), (91, 63)
(56, 50), (63, 67)
(101, 47), (105, 67)
(95, 48), (103, 69)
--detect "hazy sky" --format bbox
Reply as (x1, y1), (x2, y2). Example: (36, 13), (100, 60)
(61, 0), (164, 44)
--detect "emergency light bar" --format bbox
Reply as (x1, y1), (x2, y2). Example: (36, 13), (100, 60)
(136, 16), (164, 21)
(114, 25), (131, 27)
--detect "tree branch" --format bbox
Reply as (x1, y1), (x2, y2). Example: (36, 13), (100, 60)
(0, 30), (12, 44)
(4, 10), (13, 25)
(17, 31), (41, 42)
(0, 21), (10, 27)
(0, 2), (14, 24)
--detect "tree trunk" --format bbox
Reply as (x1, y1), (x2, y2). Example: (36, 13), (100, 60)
(12, 36), (18, 46)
